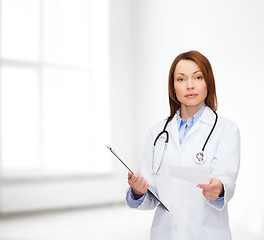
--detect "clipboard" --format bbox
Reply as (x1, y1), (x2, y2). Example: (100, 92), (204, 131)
(106, 146), (169, 212)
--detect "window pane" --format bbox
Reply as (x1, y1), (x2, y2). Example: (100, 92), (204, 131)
(1, 66), (40, 169)
(42, 68), (94, 173)
(43, 0), (91, 67)
(0, 0), (111, 176)
(1, 0), (39, 61)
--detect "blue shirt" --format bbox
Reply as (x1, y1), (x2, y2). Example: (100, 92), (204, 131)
(176, 104), (206, 144)
(130, 188), (146, 204)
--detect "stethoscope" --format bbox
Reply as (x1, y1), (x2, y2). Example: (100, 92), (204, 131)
(152, 111), (218, 175)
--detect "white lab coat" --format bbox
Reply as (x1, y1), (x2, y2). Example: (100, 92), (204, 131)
(126, 106), (240, 240)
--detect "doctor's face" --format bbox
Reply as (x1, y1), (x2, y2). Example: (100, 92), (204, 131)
(174, 60), (207, 111)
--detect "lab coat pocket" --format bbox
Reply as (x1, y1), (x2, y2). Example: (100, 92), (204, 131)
(150, 205), (173, 240)
(151, 205), (167, 227)
(150, 225), (162, 240)
(197, 226), (231, 240)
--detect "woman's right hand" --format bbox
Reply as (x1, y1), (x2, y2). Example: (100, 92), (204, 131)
(128, 172), (149, 199)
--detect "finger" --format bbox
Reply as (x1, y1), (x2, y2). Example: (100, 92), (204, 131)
(130, 173), (139, 183)
(143, 180), (149, 188)
(202, 187), (220, 201)
(143, 181), (149, 192)
(128, 172), (139, 185)
(198, 178), (217, 188)
(128, 171), (133, 179)
(203, 192), (215, 201)
(205, 192), (218, 201)
(135, 175), (147, 190)
(138, 180), (148, 194)
(135, 175), (145, 189)
(130, 173), (144, 190)
(197, 184), (211, 190)
(133, 182), (147, 195)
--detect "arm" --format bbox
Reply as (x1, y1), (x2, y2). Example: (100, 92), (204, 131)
(202, 121), (240, 210)
(128, 172), (148, 199)
(198, 178), (224, 200)
(126, 129), (160, 210)
(126, 172), (149, 209)
(126, 171), (159, 210)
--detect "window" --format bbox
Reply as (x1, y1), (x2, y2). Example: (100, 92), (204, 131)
(0, 0), (110, 177)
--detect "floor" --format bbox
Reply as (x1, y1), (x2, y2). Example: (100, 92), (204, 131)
(0, 204), (264, 240)
(0, 204), (154, 240)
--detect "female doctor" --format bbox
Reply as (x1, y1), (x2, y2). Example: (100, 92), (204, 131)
(126, 50), (240, 239)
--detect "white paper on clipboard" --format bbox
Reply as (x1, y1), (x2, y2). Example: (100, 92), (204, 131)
(170, 166), (210, 184)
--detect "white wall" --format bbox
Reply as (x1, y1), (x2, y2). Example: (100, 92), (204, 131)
(120, 0), (264, 239)
(0, 0), (135, 215)
(1, 1), (264, 238)
(0, 0), (132, 214)
(108, 0), (136, 170)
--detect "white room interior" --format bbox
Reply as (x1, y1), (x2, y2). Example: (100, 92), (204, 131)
(0, 0), (264, 239)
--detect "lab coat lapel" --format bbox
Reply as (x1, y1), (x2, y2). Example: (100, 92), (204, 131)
(184, 106), (216, 140)
(167, 116), (180, 149)
(166, 107), (215, 148)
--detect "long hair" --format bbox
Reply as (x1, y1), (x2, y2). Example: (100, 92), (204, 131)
(168, 50), (217, 121)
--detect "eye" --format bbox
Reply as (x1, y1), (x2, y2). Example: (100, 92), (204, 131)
(177, 78), (185, 82)
(195, 75), (203, 80)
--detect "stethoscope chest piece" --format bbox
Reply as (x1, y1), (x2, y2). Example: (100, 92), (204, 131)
(195, 151), (207, 164)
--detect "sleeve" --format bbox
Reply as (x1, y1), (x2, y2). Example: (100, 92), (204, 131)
(125, 129), (160, 210)
(207, 121), (240, 210)
(126, 187), (158, 210)
(125, 187), (146, 208)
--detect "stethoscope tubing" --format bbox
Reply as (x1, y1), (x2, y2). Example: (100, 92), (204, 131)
(201, 111), (218, 151)
(153, 120), (170, 146)
(152, 111), (218, 173)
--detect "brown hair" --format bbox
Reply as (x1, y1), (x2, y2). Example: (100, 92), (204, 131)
(168, 50), (217, 121)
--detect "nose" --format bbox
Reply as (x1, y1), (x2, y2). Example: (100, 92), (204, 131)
(186, 79), (194, 89)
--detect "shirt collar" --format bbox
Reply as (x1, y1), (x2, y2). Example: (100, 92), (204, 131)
(176, 104), (207, 130)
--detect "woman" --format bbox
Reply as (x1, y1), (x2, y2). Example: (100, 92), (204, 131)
(126, 50), (240, 239)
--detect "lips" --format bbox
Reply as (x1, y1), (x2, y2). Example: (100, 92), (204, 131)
(185, 93), (198, 98)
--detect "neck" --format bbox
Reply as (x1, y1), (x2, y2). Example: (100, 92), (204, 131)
(180, 103), (205, 120)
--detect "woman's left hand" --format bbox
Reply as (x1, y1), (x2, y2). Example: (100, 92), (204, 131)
(198, 178), (224, 201)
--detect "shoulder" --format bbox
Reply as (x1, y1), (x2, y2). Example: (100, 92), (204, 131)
(217, 114), (239, 132)
(201, 107), (240, 139)
(203, 107), (239, 130)
(147, 118), (169, 138)
(214, 113), (240, 142)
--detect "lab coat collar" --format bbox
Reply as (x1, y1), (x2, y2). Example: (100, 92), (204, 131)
(167, 106), (216, 148)
(183, 106), (216, 141)
(198, 106), (217, 126)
